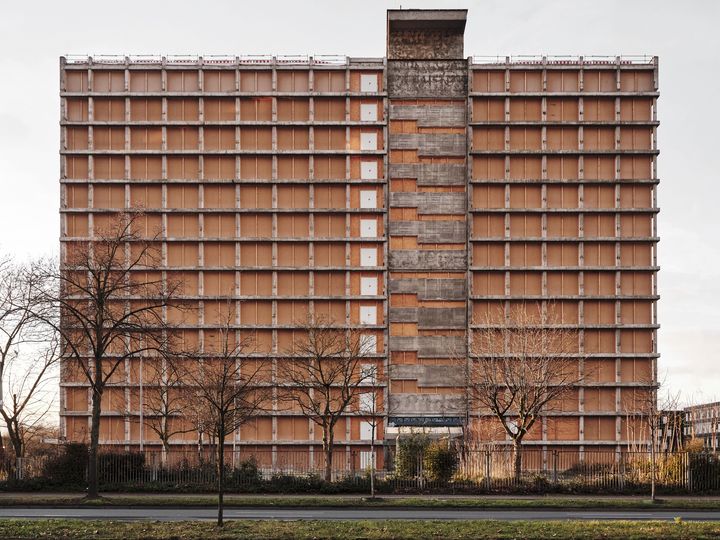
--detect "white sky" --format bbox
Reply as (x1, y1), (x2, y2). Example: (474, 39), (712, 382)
(0, 0), (718, 404)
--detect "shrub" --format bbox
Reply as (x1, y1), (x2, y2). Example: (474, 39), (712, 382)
(41, 443), (88, 487)
(229, 457), (261, 485)
(422, 441), (458, 483)
(394, 433), (430, 479)
(98, 451), (145, 485)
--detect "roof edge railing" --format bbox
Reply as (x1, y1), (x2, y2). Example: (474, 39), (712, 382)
(471, 55), (656, 65)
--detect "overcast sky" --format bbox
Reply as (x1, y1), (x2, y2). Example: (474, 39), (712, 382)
(0, 0), (718, 403)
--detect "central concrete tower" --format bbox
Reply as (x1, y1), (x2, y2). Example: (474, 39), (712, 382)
(386, 10), (469, 427)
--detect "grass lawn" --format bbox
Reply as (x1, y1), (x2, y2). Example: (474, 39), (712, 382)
(2, 493), (720, 510)
(1, 519), (720, 540)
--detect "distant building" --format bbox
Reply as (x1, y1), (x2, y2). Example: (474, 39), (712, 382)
(59, 9), (659, 459)
(685, 402), (720, 451)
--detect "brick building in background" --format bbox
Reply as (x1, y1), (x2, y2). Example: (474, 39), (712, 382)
(59, 9), (659, 464)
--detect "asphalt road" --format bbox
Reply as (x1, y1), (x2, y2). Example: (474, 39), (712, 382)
(1, 507), (719, 521)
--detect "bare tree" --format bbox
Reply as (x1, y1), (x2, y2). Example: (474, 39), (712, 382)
(1, 338), (59, 464)
(277, 315), (376, 482)
(0, 255), (55, 460)
(141, 358), (195, 461)
(358, 362), (381, 498)
(467, 303), (583, 481)
(173, 316), (269, 527)
(38, 212), (178, 499)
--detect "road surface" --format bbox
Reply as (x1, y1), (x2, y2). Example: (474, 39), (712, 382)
(1, 507), (719, 521)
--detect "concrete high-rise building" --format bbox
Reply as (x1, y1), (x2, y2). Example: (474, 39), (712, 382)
(59, 9), (659, 464)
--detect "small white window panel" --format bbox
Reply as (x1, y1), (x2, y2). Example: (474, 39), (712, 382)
(360, 276), (378, 296)
(361, 361), (377, 381)
(360, 305), (377, 325)
(359, 392), (376, 413)
(360, 248), (377, 267)
(360, 421), (374, 441)
(360, 74), (378, 93)
(361, 161), (378, 180)
(360, 132), (378, 150)
(360, 190), (377, 209)
(360, 450), (375, 470)
(360, 103), (378, 122)
(360, 219), (377, 238)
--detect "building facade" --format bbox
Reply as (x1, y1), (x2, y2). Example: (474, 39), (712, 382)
(59, 9), (659, 462)
(685, 402), (720, 451)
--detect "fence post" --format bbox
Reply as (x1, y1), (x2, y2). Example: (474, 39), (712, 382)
(484, 450), (491, 491)
(619, 452), (625, 491)
(552, 450), (558, 485)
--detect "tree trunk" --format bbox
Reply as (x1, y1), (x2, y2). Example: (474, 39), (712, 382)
(512, 439), (523, 482)
(323, 426), (334, 483)
(217, 429), (225, 527)
(650, 438), (656, 501)
(87, 386), (102, 499)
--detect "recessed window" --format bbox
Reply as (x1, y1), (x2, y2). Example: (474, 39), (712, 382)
(360, 190), (377, 209)
(360, 219), (377, 238)
(360, 74), (378, 93)
(360, 276), (378, 295)
(360, 103), (378, 122)
(360, 132), (378, 150)
(360, 305), (377, 325)
(360, 248), (377, 267)
(361, 161), (378, 180)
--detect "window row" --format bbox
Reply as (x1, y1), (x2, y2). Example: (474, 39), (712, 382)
(472, 271), (653, 296)
(472, 156), (654, 180)
(472, 184), (652, 209)
(472, 98), (653, 122)
(472, 299), (654, 325)
(65, 98), (382, 122)
(66, 127), (384, 152)
(64, 156), (384, 180)
(472, 213), (654, 238)
(471, 242), (654, 267)
(472, 127), (653, 151)
(472, 70), (654, 93)
(65, 70), (382, 94)
(65, 184), (382, 210)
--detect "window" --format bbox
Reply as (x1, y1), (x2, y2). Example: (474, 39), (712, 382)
(360, 276), (378, 295)
(360, 103), (378, 122)
(360, 74), (378, 93)
(360, 132), (378, 150)
(360, 450), (374, 470)
(360, 305), (377, 325)
(361, 161), (378, 180)
(360, 190), (377, 209)
(361, 361), (377, 380)
(360, 421), (374, 440)
(360, 248), (377, 267)
(360, 219), (377, 238)
(359, 392), (376, 413)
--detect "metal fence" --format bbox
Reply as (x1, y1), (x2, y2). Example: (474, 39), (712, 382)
(3, 447), (719, 494)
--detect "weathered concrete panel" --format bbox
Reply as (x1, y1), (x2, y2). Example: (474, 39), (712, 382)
(389, 133), (466, 157)
(388, 60), (468, 98)
(389, 163), (466, 186)
(389, 278), (467, 300)
(389, 307), (419, 323)
(389, 250), (467, 270)
(389, 221), (466, 244)
(418, 307), (466, 329)
(390, 192), (466, 214)
(418, 335), (465, 358)
(389, 104), (466, 127)
(390, 364), (466, 386)
(389, 393), (466, 415)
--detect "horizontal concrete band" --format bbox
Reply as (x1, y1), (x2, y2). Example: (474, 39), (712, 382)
(389, 393), (466, 414)
(389, 192), (467, 214)
(390, 364), (466, 386)
(388, 277), (467, 300)
(388, 163), (467, 185)
(389, 133), (467, 157)
(389, 220), (467, 243)
(389, 335), (467, 358)
(389, 250), (467, 270)
(389, 104), (466, 127)
(389, 306), (467, 328)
